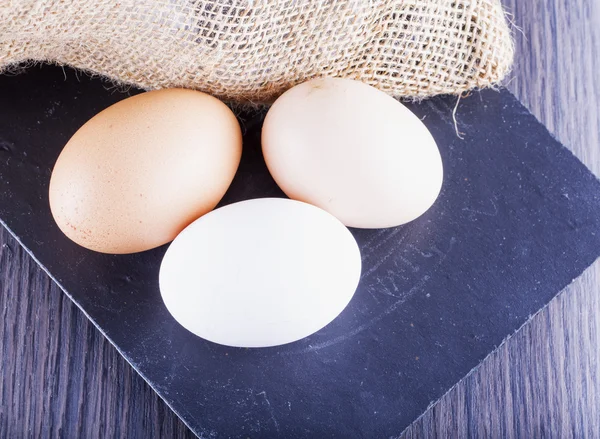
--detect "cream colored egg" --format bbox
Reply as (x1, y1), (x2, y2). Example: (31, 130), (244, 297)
(262, 78), (443, 229)
(49, 89), (242, 254)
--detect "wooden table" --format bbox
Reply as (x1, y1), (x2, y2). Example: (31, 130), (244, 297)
(1, 1), (598, 436)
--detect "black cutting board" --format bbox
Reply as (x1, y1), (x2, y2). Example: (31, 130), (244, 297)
(1, 66), (599, 438)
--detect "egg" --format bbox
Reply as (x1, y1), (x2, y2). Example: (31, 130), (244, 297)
(49, 89), (242, 254)
(262, 78), (443, 229)
(159, 198), (361, 348)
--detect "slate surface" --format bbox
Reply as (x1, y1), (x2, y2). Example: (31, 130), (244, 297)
(1, 66), (599, 438)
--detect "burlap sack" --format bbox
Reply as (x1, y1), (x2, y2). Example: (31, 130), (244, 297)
(1, 0), (513, 103)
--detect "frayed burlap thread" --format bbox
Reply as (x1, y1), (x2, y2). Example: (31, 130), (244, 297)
(1, 0), (513, 103)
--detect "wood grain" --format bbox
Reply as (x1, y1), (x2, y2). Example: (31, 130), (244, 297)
(1, 0), (599, 437)
(0, 228), (195, 438)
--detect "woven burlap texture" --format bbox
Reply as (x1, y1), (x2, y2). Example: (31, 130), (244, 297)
(1, 0), (513, 103)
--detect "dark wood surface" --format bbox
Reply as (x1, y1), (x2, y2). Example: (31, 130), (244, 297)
(1, 1), (599, 437)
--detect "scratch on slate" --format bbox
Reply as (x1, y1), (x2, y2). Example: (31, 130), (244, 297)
(425, 99), (454, 126)
(407, 244), (433, 258)
(398, 255), (419, 272)
(292, 275), (431, 354)
(361, 227), (404, 263)
(462, 198), (499, 220)
(287, 237), (456, 355)
(361, 229), (408, 279)
(257, 391), (280, 433)
(73, 255), (86, 268)
(361, 228), (390, 250)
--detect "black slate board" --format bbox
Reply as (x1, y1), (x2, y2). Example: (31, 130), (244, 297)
(1, 66), (599, 438)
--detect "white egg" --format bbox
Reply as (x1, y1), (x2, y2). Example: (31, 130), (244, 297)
(262, 77), (443, 229)
(159, 198), (361, 348)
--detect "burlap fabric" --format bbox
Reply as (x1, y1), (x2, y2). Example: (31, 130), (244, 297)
(1, 0), (513, 103)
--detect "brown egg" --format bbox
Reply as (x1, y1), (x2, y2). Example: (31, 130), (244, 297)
(49, 89), (242, 254)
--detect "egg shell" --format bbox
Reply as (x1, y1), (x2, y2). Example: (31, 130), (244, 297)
(159, 198), (362, 348)
(262, 77), (443, 229)
(49, 89), (242, 254)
